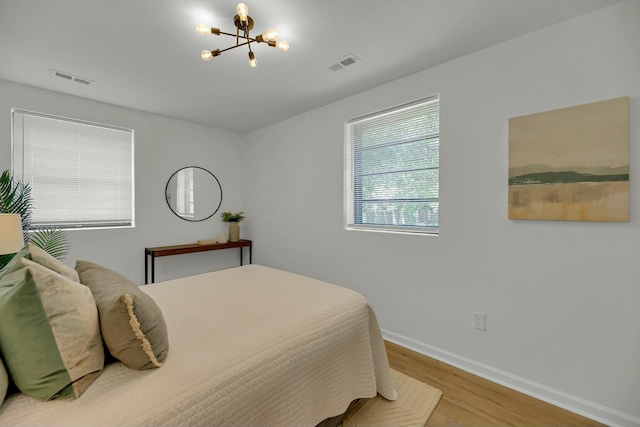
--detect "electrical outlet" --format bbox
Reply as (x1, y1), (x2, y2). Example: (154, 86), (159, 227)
(473, 312), (486, 331)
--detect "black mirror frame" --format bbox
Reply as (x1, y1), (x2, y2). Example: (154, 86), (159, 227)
(165, 166), (223, 222)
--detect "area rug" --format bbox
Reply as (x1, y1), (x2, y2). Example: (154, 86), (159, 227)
(342, 369), (443, 427)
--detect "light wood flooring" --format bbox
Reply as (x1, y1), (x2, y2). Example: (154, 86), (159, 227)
(385, 341), (607, 427)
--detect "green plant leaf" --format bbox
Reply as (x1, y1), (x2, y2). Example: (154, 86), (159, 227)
(29, 227), (70, 262)
(0, 170), (70, 266)
(0, 253), (15, 270)
(221, 211), (245, 222)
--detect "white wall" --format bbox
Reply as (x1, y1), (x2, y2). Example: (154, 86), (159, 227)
(242, 2), (640, 426)
(0, 79), (245, 284)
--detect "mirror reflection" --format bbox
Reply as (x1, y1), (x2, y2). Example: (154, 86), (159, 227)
(165, 166), (222, 222)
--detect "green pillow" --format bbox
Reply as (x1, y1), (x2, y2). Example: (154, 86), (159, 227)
(0, 243), (79, 282)
(0, 258), (104, 400)
(76, 260), (169, 370)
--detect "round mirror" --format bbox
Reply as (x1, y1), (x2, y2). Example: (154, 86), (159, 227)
(165, 166), (222, 222)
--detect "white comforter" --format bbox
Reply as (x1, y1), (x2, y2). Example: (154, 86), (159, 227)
(0, 265), (396, 427)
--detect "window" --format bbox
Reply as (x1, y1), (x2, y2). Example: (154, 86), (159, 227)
(345, 96), (439, 234)
(175, 167), (194, 218)
(12, 109), (134, 229)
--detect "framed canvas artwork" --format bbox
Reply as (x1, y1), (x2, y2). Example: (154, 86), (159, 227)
(508, 96), (629, 222)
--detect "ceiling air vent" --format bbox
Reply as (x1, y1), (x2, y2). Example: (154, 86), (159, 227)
(51, 69), (94, 86)
(325, 54), (360, 72)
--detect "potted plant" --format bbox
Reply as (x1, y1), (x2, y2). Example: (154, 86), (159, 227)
(0, 170), (70, 268)
(221, 211), (245, 242)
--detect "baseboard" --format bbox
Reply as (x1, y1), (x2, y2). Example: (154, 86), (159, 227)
(382, 329), (640, 427)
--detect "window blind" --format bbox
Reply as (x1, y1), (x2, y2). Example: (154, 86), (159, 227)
(12, 109), (134, 229)
(345, 96), (439, 234)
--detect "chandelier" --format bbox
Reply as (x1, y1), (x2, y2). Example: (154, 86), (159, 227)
(196, 3), (289, 68)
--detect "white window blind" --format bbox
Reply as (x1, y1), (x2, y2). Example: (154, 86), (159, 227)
(12, 109), (134, 229)
(345, 96), (439, 234)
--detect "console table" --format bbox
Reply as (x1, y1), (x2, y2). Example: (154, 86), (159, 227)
(144, 239), (252, 284)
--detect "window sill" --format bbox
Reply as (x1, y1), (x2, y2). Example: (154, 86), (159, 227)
(345, 224), (438, 236)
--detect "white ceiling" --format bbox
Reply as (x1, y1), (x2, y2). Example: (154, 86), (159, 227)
(0, 0), (621, 134)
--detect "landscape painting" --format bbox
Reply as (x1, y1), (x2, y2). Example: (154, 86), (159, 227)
(509, 97), (629, 222)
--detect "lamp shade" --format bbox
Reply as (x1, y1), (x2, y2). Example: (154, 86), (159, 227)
(0, 214), (24, 255)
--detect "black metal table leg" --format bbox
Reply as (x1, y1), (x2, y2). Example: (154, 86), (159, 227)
(151, 253), (155, 284)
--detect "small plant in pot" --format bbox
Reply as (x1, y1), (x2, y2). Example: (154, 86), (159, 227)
(221, 211), (245, 242)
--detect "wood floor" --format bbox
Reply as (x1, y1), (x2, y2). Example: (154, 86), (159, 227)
(385, 341), (607, 427)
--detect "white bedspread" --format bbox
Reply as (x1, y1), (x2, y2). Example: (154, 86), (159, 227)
(0, 265), (396, 427)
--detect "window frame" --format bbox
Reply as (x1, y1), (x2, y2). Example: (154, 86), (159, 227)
(11, 108), (135, 230)
(344, 95), (440, 236)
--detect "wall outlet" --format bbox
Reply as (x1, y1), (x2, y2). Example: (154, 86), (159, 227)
(473, 312), (486, 331)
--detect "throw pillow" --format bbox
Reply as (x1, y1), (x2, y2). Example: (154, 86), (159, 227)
(0, 243), (79, 282)
(76, 260), (169, 370)
(0, 258), (104, 400)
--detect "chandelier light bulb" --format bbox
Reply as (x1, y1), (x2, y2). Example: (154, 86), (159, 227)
(201, 50), (214, 61)
(196, 24), (211, 35)
(264, 28), (278, 41)
(248, 51), (257, 67)
(236, 3), (249, 21)
(276, 40), (289, 52)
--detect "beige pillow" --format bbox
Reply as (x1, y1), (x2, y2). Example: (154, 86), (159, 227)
(0, 259), (103, 400)
(0, 243), (79, 282)
(76, 260), (169, 370)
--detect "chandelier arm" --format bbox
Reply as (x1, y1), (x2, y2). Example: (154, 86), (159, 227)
(245, 27), (253, 53)
(218, 30), (257, 43)
(219, 30), (246, 38)
(237, 20), (250, 45)
(217, 40), (254, 54)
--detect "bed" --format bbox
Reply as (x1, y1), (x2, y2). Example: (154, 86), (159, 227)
(0, 264), (397, 426)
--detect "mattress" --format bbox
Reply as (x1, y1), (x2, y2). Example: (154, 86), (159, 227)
(0, 264), (396, 427)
